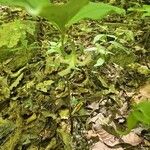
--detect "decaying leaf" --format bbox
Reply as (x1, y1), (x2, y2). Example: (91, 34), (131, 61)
(0, 20), (35, 48)
(131, 82), (150, 104)
(0, 118), (15, 141)
(86, 130), (98, 139)
(36, 80), (54, 92)
(59, 109), (70, 119)
(26, 113), (37, 124)
(88, 113), (110, 125)
(9, 73), (24, 90)
(95, 128), (120, 147)
(122, 132), (142, 146)
(0, 76), (10, 101)
(57, 125), (72, 150)
(139, 82), (150, 99)
(91, 141), (123, 150)
(45, 137), (57, 150)
(87, 102), (99, 111)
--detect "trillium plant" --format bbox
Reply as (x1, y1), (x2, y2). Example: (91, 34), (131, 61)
(0, 0), (125, 52)
(0, 0), (125, 76)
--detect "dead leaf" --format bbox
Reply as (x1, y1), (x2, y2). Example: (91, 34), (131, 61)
(122, 132), (142, 146)
(87, 102), (99, 111)
(132, 82), (150, 104)
(119, 102), (128, 115)
(91, 141), (123, 150)
(59, 109), (69, 119)
(86, 130), (98, 139)
(36, 80), (54, 92)
(88, 113), (109, 125)
(139, 83), (150, 99)
(10, 73), (24, 90)
(91, 141), (111, 150)
(26, 113), (37, 124)
(95, 128), (120, 147)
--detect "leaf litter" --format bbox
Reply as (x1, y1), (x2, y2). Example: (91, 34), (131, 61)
(0, 1), (150, 150)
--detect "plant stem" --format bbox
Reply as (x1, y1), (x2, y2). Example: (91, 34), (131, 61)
(60, 30), (66, 56)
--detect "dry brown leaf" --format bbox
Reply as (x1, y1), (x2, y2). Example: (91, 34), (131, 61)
(87, 102), (99, 111)
(144, 139), (150, 147)
(96, 128), (120, 147)
(122, 132), (142, 146)
(86, 130), (98, 139)
(119, 102), (128, 115)
(92, 123), (120, 147)
(91, 141), (123, 150)
(139, 83), (150, 99)
(91, 141), (111, 150)
(131, 82), (150, 104)
(88, 113), (109, 125)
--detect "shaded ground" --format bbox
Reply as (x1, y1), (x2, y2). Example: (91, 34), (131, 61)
(0, 1), (150, 150)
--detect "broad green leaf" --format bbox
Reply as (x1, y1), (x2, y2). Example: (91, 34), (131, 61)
(119, 101), (150, 135)
(117, 112), (138, 135)
(67, 2), (125, 27)
(0, 0), (48, 15)
(39, 0), (89, 30)
(133, 101), (150, 124)
(0, 1), (125, 31)
(142, 5), (150, 17)
(0, 0), (89, 30)
(128, 111), (140, 129)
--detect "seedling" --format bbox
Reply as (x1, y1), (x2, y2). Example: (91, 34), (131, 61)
(0, 0), (125, 54)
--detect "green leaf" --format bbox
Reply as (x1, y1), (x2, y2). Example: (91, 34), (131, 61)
(0, 77), (10, 101)
(67, 2), (125, 27)
(142, 5), (150, 17)
(94, 57), (105, 67)
(0, 0), (48, 14)
(133, 101), (150, 124)
(58, 50), (77, 76)
(127, 111), (139, 131)
(45, 138), (57, 150)
(119, 101), (150, 135)
(0, 0), (89, 30)
(129, 5), (150, 17)
(0, 1), (125, 31)
(39, 0), (89, 30)
(59, 109), (70, 120)
(117, 112), (138, 135)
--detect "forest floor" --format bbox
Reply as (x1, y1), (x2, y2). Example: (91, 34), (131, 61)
(0, 1), (150, 150)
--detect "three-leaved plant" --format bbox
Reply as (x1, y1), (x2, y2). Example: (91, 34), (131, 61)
(0, 0), (125, 49)
(0, 0), (125, 75)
